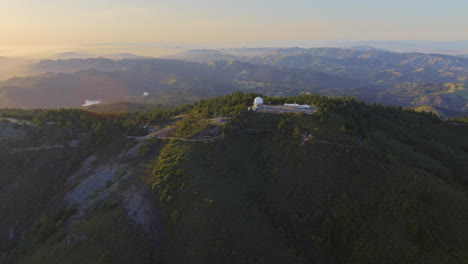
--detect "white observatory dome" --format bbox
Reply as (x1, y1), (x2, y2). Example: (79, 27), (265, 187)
(254, 97), (263, 105)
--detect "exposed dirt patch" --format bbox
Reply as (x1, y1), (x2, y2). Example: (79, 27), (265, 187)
(0, 123), (29, 146)
(63, 136), (167, 248)
(65, 163), (123, 206)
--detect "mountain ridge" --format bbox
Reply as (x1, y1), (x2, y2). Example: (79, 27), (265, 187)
(1, 47), (468, 117)
(1, 93), (467, 263)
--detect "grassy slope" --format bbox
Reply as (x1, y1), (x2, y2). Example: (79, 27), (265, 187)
(444, 83), (468, 100)
(15, 207), (154, 264)
(0, 124), (84, 256)
(415, 105), (446, 117)
(0, 119), (159, 264)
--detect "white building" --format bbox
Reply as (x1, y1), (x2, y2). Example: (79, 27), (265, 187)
(253, 97), (264, 110)
(284, 103), (311, 109)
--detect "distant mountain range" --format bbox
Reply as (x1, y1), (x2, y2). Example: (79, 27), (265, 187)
(50, 52), (152, 60)
(0, 58), (364, 108)
(166, 47), (468, 83)
(0, 57), (34, 80)
(208, 40), (468, 54)
(0, 47), (467, 116)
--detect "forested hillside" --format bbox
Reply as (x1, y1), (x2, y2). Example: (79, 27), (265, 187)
(1, 93), (468, 263)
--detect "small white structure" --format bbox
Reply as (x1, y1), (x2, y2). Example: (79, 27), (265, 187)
(143, 91), (149, 96)
(82, 100), (101, 107)
(253, 97), (264, 110)
(284, 103), (311, 109)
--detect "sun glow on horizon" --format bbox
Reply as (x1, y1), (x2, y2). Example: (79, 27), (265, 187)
(1, 0), (467, 50)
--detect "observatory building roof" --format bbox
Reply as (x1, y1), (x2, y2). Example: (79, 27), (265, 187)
(254, 97), (263, 105)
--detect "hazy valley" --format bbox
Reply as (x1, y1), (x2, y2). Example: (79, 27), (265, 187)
(0, 47), (467, 117)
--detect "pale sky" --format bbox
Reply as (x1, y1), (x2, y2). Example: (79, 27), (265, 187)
(1, 0), (468, 46)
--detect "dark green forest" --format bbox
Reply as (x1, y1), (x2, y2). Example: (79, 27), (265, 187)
(1, 93), (468, 263)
